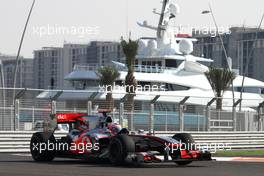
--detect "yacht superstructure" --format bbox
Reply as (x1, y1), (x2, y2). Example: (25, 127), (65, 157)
(38, 0), (264, 110)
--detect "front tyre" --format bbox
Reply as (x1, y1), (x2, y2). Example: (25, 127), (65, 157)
(30, 132), (56, 162)
(172, 133), (195, 166)
(172, 133), (195, 150)
(175, 161), (192, 166)
(108, 135), (135, 165)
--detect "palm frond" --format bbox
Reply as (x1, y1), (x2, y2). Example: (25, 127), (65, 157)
(98, 67), (120, 86)
(121, 39), (138, 93)
(205, 67), (236, 109)
(121, 39), (138, 68)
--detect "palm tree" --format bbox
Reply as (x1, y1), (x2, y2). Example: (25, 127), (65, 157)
(121, 39), (138, 130)
(205, 67), (236, 110)
(98, 67), (120, 110)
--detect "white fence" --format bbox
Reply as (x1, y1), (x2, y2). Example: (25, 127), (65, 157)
(0, 105), (261, 132)
(0, 88), (264, 132)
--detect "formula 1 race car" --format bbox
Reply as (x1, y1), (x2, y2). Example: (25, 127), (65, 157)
(30, 110), (212, 165)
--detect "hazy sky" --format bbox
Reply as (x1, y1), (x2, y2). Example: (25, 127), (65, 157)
(0, 0), (264, 58)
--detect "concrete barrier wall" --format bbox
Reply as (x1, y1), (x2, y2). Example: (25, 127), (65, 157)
(0, 131), (264, 153)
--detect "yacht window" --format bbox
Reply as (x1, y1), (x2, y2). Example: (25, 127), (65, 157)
(165, 83), (189, 91)
(165, 59), (177, 68)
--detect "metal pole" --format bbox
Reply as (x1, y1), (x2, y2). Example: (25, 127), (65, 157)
(203, 111), (206, 131)
(0, 60), (5, 130)
(178, 97), (189, 131)
(197, 114), (200, 132)
(130, 110), (134, 132)
(12, 0), (36, 129)
(87, 101), (92, 115)
(232, 99), (242, 131)
(20, 57), (23, 88)
(119, 102), (124, 127)
(15, 99), (20, 131)
(165, 110), (168, 132)
(179, 104), (184, 131)
(208, 4), (228, 64)
(32, 106), (35, 130)
(257, 107), (261, 131)
(11, 105), (14, 131)
(247, 111), (250, 131)
(149, 104), (154, 134)
(157, 0), (168, 38)
(51, 101), (56, 114)
(206, 107), (211, 131)
(260, 107), (263, 131)
(206, 98), (216, 131)
(208, 4), (235, 105)
(12, 0), (36, 97)
(232, 106), (237, 131)
(239, 13), (264, 111)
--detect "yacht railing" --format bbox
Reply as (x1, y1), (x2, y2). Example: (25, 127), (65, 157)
(73, 64), (101, 71)
(73, 64), (177, 73)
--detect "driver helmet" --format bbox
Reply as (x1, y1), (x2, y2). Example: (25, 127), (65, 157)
(107, 123), (122, 135)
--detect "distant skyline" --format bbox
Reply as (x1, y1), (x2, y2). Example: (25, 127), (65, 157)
(0, 0), (264, 58)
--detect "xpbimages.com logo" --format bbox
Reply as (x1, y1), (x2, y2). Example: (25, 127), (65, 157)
(32, 24), (100, 38)
(164, 141), (232, 153)
(32, 141), (100, 154)
(98, 83), (166, 93)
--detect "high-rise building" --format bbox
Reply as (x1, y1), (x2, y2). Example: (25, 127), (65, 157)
(34, 47), (63, 89)
(0, 54), (34, 88)
(33, 41), (124, 89)
(85, 41), (124, 66)
(193, 27), (264, 83)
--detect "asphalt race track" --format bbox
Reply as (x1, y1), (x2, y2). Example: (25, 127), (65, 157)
(0, 154), (263, 176)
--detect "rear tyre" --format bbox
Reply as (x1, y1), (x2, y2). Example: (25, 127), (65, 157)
(172, 133), (195, 166)
(108, 135), (135, 165)
(30, 132), (56, 162)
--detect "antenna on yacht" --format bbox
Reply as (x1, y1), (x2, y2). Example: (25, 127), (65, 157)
(125, 0), (129, 39)
(153, 8), (160, 15)
(157, 0), (169, 38)
(129, 31), (132, 39)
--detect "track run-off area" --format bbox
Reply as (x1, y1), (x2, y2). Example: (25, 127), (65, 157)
(0, 154), (263, 176)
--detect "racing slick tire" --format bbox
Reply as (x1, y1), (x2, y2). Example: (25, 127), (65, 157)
(175, 161), (193, 166)
(172, 133), (195, 166)
(30, 132), (56, 162)
(109, 135), (135, 165)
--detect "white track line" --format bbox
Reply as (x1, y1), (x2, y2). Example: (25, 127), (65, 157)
(12, 153), (31, 157)
(213, 157), (264, 162)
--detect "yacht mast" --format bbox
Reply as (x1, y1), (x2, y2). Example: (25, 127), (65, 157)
(157, 0), (168, 38)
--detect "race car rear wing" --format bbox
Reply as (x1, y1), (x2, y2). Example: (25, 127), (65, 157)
(55, 113), (87, 124)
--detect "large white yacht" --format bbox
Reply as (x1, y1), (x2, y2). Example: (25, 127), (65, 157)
(60, 0), (264, 110)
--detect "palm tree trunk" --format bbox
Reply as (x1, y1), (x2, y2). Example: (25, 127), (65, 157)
(106, 92), (114, 110)
(216, 98), (222, 110)
(216, 97), (222, 130)
(125, 69), (137, 131)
